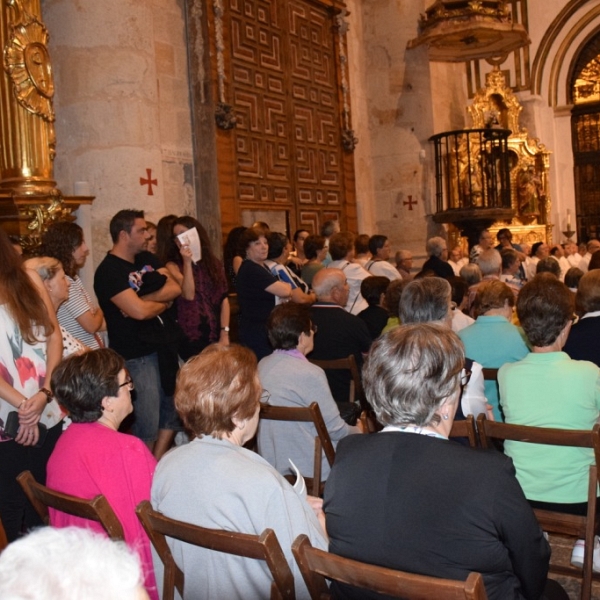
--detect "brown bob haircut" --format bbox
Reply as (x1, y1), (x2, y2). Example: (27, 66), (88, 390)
(175, 344), (261, 438)
(474, 280), (515, 317)
(576, 270), (600, 314)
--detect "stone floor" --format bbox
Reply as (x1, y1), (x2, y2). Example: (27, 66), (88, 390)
(549, 535), (600, 599)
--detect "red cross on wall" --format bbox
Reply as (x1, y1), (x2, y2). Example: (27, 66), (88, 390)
(403, 195), (417, 211)
(140, 169), (157, 195)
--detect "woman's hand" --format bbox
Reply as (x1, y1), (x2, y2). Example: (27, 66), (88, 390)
(18, 391), (46, 426)
(180, 245), (193, 264)
(306, 495), (327, 537)
(15, 422), (39, 446)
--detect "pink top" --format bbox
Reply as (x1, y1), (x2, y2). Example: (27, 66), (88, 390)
(47, 422), (158, 599)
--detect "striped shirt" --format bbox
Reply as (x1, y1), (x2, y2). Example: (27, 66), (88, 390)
(57, 276), (101, 349)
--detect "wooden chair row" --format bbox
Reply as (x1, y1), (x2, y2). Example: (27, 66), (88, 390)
(16, 469), (487, 600)
(17, 411), (599, 599)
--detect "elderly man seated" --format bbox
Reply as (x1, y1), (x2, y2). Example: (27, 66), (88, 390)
(309, 268), (372, 411)
(421, 236), (454, 279)
(326, 232), (371, 315)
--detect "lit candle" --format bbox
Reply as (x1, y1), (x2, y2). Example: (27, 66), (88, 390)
(567, 209), (571, 229)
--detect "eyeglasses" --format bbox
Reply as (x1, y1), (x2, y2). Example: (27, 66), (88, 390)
(260, 389), (271, 404)
(459, 368), (471, 395)
(119, 377), (135, 391)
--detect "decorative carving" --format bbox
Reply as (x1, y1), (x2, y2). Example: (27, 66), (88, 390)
(341, 129), (358, 152)
(215, 102), (237, 130)
(220, 0), (353, 229)
(213, 0), (237, 129)
(469, 68), (552, 238)
(22, 196), (67, 235)
(4, 0), (54, 122)
(335, 9), (357, 153)
(407, 0), (529, 63)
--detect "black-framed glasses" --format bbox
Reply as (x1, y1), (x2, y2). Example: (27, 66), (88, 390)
(260, 389), (271, 404)
(119, 377), (135, 391)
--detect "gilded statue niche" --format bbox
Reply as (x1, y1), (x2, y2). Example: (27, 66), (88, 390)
(467, 68), (552, 245)
(0, 0), (90, 252)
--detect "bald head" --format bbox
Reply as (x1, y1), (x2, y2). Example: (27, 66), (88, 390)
(312, 268), (348, 306)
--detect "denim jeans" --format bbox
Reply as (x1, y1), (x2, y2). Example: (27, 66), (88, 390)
(126, 353), (180, 443)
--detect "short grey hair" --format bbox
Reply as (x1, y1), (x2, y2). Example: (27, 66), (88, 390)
(312, 267), (344, 299)
(395, 249), (412, 264)
(400, 277), (451, 324)
(460, 263), (482, 286)
(363, 323), (464, 427)
(477, 249), (502, 276)
(0, 527), (144, 600)
(426, 236), (447, 258)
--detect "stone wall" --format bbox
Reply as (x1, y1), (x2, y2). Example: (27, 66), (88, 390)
(42, 0), (194, 270)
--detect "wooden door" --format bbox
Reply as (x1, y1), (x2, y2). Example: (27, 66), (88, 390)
(211, 0), (357, 237)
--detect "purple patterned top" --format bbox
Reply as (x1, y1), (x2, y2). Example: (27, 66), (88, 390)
(175, 259), (228, 344)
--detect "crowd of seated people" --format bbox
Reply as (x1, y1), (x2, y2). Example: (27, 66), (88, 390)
(4, 216), (600, 600)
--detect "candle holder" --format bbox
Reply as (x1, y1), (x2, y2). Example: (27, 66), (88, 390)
(562, 228), (575, 242)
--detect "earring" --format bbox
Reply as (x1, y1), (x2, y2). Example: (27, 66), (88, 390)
(442, 414), (449, 420)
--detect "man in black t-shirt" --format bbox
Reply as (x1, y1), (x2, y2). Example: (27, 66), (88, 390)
(94, 210), (181, 458)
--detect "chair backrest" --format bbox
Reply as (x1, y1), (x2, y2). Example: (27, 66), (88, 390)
(259, 401), (335, 496)
(136, 500), (295, 600)
(449, 415), (478, 448)
(481, 368), (498, 382)
(308, 355), (367, 410)
(0, 516), (7, 553)
(16, 470), (124, 541)
(292, 534), (488, 600)
(476, 416), (600, 600)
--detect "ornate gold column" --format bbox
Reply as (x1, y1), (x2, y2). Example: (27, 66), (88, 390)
(0, 0), (81, 249)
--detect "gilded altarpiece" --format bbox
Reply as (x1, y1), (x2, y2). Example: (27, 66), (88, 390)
(570, 32), (600, 242)
(208, 0), (357, 235)
(467, 69), (552, 246)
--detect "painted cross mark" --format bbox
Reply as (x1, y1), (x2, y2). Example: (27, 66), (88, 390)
(140, 169), (157, 195)
(403, 195), (417, 211)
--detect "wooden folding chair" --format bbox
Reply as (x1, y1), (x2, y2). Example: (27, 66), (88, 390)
(481, 368), (498, 381)
(449, 414), (478, 448)
(476, 416), (600, 600)
(136, 500), (295, 600)
(259, 402), (335, 497)
(308, 355), (367, 409)
(16, 470), (124, 541)
(292, 534), (488, 600)
(309, 354), (381, 431)
(0, 516), (7, 553)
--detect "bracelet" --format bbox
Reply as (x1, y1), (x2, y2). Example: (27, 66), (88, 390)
(39, 387), (54, 403)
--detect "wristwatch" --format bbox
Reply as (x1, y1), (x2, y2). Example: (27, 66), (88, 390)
(221, 326), (230, 332)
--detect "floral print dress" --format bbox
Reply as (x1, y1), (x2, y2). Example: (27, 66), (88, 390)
(0, 305), (63, 441)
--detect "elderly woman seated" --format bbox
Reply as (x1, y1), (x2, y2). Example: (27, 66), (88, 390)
(324, 323), (563, 600)
(257, 303), (361, 481)
(458, 280), (529, 421)
(564, 269), (600, 366)
(151, 344), (327, 599)
(47, 348), (157, 599)
(499, 274), (600, 569)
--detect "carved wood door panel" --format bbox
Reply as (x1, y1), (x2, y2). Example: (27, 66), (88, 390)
(212, 0), (356, 236)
